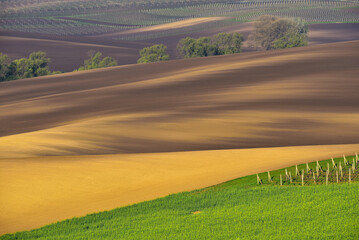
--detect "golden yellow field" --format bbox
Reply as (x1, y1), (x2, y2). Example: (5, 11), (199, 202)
(1, 144), (358, 233)
(0, 41), (358, 234)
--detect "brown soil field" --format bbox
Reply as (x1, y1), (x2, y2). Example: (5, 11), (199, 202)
(308, 23), (359, 45)
(0, 41), (358, 234)
(0, 34), (148, 72)
(1, 144), (358, 234)
(98, 17), (228, 37)
(1, 40), (358, 157)
(58, 16), (140, 27)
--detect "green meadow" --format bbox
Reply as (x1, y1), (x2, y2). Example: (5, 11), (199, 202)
(2, 156), (358, 240)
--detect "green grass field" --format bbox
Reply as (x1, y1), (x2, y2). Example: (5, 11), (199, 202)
(1, 155), (358, 239)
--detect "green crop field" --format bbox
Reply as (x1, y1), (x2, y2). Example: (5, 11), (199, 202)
(2, 155), (358, 239)
(0, 0), (358, 37)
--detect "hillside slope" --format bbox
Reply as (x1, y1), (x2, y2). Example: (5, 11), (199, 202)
(0, 41), (359, 234)
(1, 145), (358, 234)
(2, 165), (358, 239)
(1, 41), (359, 158)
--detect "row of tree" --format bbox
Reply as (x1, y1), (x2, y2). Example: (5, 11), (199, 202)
(0, 51), (118, 82)
(137, 15), (308, 64)
(1, 15), (308, 81)
(137, 32), (244, 63)
(177, 32), (244, 58)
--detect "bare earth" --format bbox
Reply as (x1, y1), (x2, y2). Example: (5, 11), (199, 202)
(308, 23), (359, 45)
(1, 144), (358, 234)
(98, 17), (229, 37)
(0, 34), (148, 72)
(1, 41), (358, 156)
(0, 41), (359, 234)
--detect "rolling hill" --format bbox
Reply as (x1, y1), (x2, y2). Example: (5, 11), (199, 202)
(1, 40), (358, 157)
(1, 22), (358, 71)
(0, 40), (359, 234)
(1, 155), (358, 239)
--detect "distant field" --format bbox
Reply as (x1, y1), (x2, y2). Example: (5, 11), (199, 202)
(98, 17), (228, 38)
(1, 0), (358, 71)
(1, 155), (358, 239)
(0, 0), (358, 38)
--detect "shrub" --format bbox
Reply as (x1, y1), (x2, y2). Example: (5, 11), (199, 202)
(214, 32), (244, 54)
(77, 51), (117, 71)
(0, 51), (56, 82)
(0, 53), (12, 81)
(273, 32), (308, 49)
(137, 44), (169, 63)
(249, 15), (308, 50)
(177, 33), (244, 58)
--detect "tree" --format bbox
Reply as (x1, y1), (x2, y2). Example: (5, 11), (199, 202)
(214, 32), (244, 54)
(177, 33), (243, 58)
(249, 15), (308, 50)
(1, 51), (62, 82)
(194, 37), (219, 57)
(29, 51), (52, 77)
(12, 51), (51, 79)
(137, 44), (169, 63)
(273, 33), (308, 49)
(177, 37), (218, 58)
(77, 51), (117, 71)
(0, 53), (12, 81)
(176, 37), (197, 58)
(99, 56), (118, 68)
(13, 58), (31, 78)
(84, 51), (102, 70)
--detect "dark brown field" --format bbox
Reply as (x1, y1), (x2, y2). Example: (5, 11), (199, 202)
(308, 23), (359, 45)
(1, 40), (358, 156)
(0, 31), (149, 71)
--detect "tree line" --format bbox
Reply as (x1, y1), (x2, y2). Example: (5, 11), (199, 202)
(137, 32), (244, 64)
(1, 15), (308, 82)
(137, 15), (308, 63)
